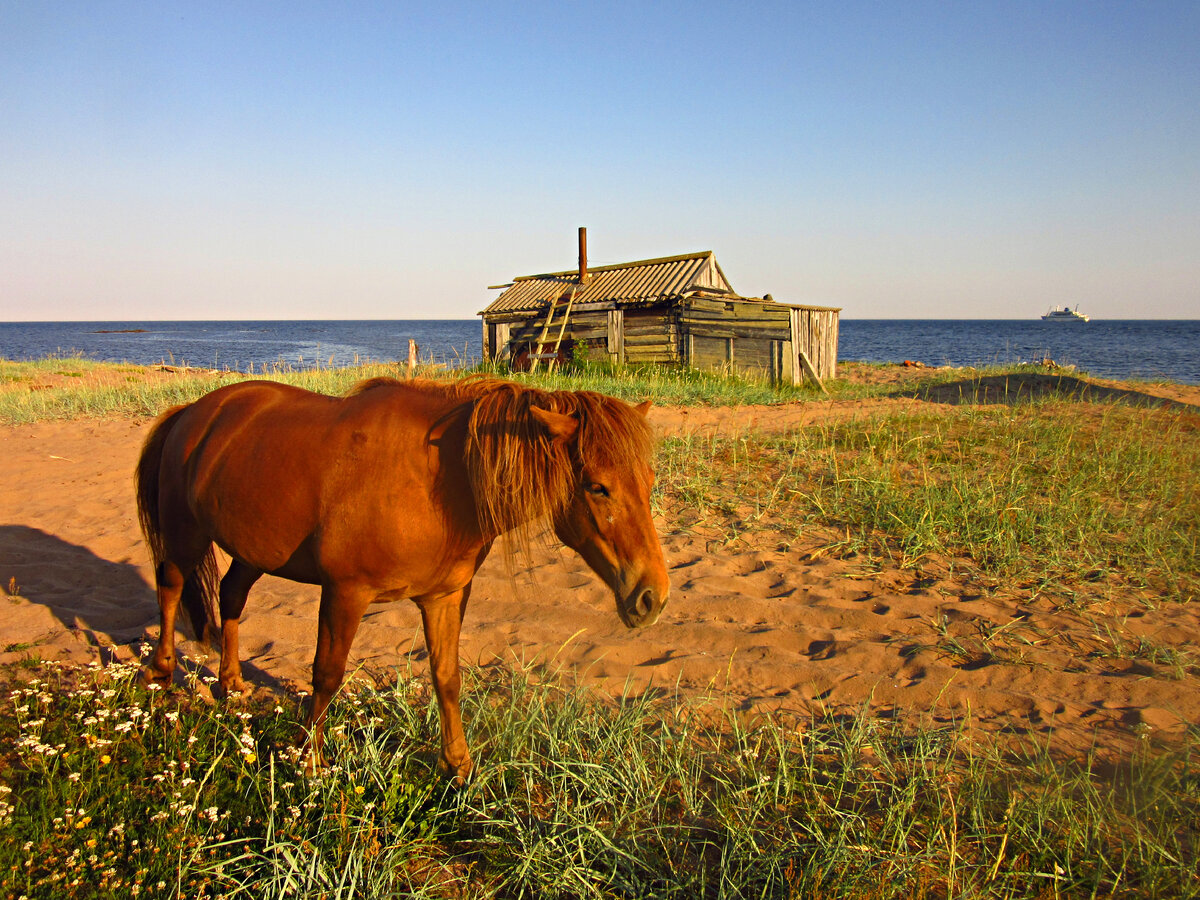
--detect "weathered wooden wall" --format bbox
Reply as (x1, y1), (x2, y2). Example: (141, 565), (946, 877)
(622, 309), (679, 364)
(789, 306), (839, 381)
(680, 297), (792, 378)
(483, 297), (838, 383)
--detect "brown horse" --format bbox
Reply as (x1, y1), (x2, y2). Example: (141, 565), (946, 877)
(135, 376), (669, 779)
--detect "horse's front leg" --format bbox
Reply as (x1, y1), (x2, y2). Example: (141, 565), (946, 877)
(417, 584), (472, 782)
(304, 581), (374, 773)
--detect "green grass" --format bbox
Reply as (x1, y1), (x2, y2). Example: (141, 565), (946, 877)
(0, 355), (835, 424)
(654, 402), (1200, 603)
(475, 357), (824, 406)
(2, 653), (1197, 899)
(3, 354), (1103, 425)
(0, 357), (434, 425)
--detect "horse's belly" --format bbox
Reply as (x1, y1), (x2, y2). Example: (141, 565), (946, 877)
(373, 588), (410, 604)
(266, 557), (322, 585)
(209, 530), (322, 585)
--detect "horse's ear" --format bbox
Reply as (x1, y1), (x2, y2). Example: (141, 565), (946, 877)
(634, 400), (652, 417)
(530, 406), (579, 445)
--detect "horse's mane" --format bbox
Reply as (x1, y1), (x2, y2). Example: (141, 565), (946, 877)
(456, 378), (653, 542)
(344, 376), (652, 543)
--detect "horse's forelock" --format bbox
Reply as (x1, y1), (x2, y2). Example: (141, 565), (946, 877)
(564, 390), (654, 472)
(461, 380), (652, 542)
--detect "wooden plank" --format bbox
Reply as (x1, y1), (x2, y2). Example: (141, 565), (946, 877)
(563, 310), (609, 327)
(719, 301), (787, 317)
(621, 319), (671, 332)
(560, 324), (607, 341)
(607, 309), (624, 363)
(680, 325), (790, 342)
(624, 329), (678, 343)
(681, 312), (792, 326)
(624, 350), (679, 364)
(797, 348), (828, 393)
(685, 298), (727, 313)
(681, 308), (790, 324)
(623, 325), (678, 339)
(789, 308), (801, 385)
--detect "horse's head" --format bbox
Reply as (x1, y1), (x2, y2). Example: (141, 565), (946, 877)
(531, 400), (670, 628)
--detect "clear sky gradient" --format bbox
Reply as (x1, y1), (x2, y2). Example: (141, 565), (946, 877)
(2, 1), (1197, 320)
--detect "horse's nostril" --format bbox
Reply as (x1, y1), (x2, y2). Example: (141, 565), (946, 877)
(635, 588), (654, 618)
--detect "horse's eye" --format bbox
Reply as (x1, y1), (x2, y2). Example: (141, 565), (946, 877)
(587, 483), (609, 497)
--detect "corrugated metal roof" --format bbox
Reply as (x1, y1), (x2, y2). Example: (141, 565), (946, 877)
(482, 251), (735, 315)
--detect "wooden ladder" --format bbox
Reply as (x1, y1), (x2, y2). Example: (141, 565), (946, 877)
(527, 288), (578, 373)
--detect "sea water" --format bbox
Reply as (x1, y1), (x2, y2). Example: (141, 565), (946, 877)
(1, 318), (1197, 385)
(0, 320), (479, 372)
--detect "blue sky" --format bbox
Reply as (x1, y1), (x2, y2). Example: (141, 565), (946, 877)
(2, 1), (1197, 320)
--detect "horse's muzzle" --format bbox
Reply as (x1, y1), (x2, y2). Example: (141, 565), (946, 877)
(617, 581), (669, 628)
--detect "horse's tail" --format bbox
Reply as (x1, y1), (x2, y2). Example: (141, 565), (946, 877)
(136, 405), (222, 649)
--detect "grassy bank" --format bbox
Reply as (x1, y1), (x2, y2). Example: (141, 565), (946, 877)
(0, 358), (423, 425)
(0, 356), (824, 424)
(0, 354), (1109, 425)
(655, 401), (1200, 606)
(2, 654), (1197, 899)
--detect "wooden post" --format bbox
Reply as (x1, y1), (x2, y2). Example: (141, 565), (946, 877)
(607, 309), (624, 363)
(495, 322), (512, 362)
(578, 226), (588, 283)
(797, 349), (828, 394)
(789, 308), (802, 386)
(407, 339), (418, 377)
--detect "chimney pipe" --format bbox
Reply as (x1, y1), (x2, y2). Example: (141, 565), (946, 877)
(578, 226), (588, 283)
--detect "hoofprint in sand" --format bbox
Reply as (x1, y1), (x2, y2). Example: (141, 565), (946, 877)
(2, 368), (1197, 760)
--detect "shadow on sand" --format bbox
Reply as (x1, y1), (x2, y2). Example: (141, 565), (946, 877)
(889, 372), (1200, 411)
(0, 524), (280, 690)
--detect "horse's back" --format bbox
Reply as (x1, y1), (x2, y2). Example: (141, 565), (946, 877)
(173, 377), (451, 442)
(157, 378), (473, 582)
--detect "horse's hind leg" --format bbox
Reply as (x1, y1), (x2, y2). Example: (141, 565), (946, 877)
(146, 560), (186, 686)
(216, 560), (262, 696)
(145, 519), (212, 687)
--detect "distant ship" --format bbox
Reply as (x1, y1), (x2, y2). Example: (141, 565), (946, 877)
(1041, 305), (1090, 322)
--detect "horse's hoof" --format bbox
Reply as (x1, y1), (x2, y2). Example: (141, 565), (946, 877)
(302, 749), (324, 778)
(141, 666), (173, 688)
(213, 679), (247, 701)
(439, 754), (473, 786)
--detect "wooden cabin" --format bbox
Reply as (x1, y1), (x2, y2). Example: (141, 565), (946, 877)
(479, 232), (840, 385)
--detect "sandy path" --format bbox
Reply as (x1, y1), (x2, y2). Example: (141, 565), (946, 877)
(2, 375), (1197, 759)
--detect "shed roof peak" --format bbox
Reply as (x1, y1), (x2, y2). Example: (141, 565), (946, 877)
(513, 250), (716, 283)
(482, 249), (734, 316)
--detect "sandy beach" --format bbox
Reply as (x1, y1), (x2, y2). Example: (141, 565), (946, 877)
(2, 365), (1197, 760)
